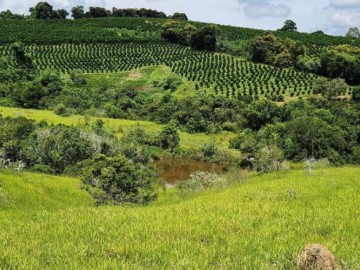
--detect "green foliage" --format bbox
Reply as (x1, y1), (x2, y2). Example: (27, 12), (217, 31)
(244, 99), (283, 130)
(250, 33), (305, 67)
(54, 103), (73, 117)
(161, 22), (195, 45)
(29, 2), (68, 20)
(71, 6), (85, 19)
(283, 116), (346, 161)
(158, 124), (180, 151)
(0, 116), (36, 161)
(352, 86), (360, 102)
(319, 50), (360, 84)
(171, 12), (188, 20)
(313, 77), (348, 99)
(351, 146), (360, 164)
(82, 154), (157, 205)
(22, 125), (96, 173)
(0, 10), (24, 20)
(279, 20), (297, 32)
(190, 26), (217, 51)
(201, 141), (218, 160)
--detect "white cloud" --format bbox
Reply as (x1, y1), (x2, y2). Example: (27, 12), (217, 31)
(331, 10), (356, 26)
(244, 3), (291, 18)
(330, 0), (360, 8)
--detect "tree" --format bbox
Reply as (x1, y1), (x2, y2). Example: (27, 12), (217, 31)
(279, 20), (297, 32)
(313, 77), (347, 99)
(0, 10), (24, 19)
(250, 33), (277, 63)
(88, 7), (109, 18)
(171, 12), (188, 20)
(11, 42), (33, 67)
(244, 99), (282, 131)
(21, 81), (47, 108)
(53, 9), (68, 19)
(71, 6), (85, 19)
(284, 116), (346, 161)
(161, 22), (195, 45)
(23, 126), (95, 173)
(82, 154), (157, 205)
(190, 26), (217, 51)
(158, 123), (180, 151)
(30, 2), (54, 19)
(346, 27), (360, 39)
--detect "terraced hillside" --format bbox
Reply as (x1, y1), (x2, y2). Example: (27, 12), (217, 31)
(0, 43), (320, 98)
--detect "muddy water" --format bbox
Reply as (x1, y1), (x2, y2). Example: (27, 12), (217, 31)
(154, 158), (224, 184)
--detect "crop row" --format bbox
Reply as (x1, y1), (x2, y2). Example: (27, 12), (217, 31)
(0, 43), (318, 98)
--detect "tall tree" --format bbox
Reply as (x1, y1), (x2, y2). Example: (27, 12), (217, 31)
(279, 20), (297, 32)
(30, 2), (54, 20)
(71, 6), (85, 19)
(190, 26), (217, 51)
(346, 27), (360, 39)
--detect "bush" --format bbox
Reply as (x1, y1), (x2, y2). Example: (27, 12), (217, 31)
(254, 145), (285, 173)
(54, 103), (73, 116)
(201, 142), (218, 160)
(82, 154), (158, 205)
(32, 164), (55, 174)
(178, 171), (226, 195)
(22, 126), (95, 173)
(158, 123), (180, 151)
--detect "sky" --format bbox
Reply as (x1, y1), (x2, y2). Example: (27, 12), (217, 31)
(0, 0), (359, 36)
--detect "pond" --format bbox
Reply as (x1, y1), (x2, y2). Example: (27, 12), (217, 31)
(154, 158), (225, 185)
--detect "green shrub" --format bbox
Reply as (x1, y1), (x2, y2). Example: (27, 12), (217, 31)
(201, 142), (218, 160)
(158, 124), (180, 151)
(82, 154), (158, 205)
(54, 103), (70, 116)
(352, 86), (360, 102)
(31, 164), (55, 174)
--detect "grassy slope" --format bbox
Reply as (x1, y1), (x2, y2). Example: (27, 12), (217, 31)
(82, 65), (199, 97)
(1, 167), (360, 269)
(0, 106), (235, 150)
(0, 170), (92, 210)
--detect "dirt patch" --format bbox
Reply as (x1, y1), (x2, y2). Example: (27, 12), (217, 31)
(297, 244), (341, 270)
(127, 70), (142, 81)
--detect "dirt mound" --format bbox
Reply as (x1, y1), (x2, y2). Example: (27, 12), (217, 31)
(297, 244), (341, 270)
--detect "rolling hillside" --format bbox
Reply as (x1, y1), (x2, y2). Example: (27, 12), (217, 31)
(1, 167), (360, 269)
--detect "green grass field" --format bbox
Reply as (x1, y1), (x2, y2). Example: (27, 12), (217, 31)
(0, 106), (235, 150)
(1, 167), (360, 269)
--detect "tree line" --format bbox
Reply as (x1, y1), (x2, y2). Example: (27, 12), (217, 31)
(0, 2), (188, 21)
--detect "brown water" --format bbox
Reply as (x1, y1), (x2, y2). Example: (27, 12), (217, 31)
(154, 158), (224, 184)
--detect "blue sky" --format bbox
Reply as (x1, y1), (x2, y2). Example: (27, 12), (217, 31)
(0, 0), (359, 35)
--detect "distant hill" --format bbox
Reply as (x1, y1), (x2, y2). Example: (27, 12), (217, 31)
(0, 17), (359, 47)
